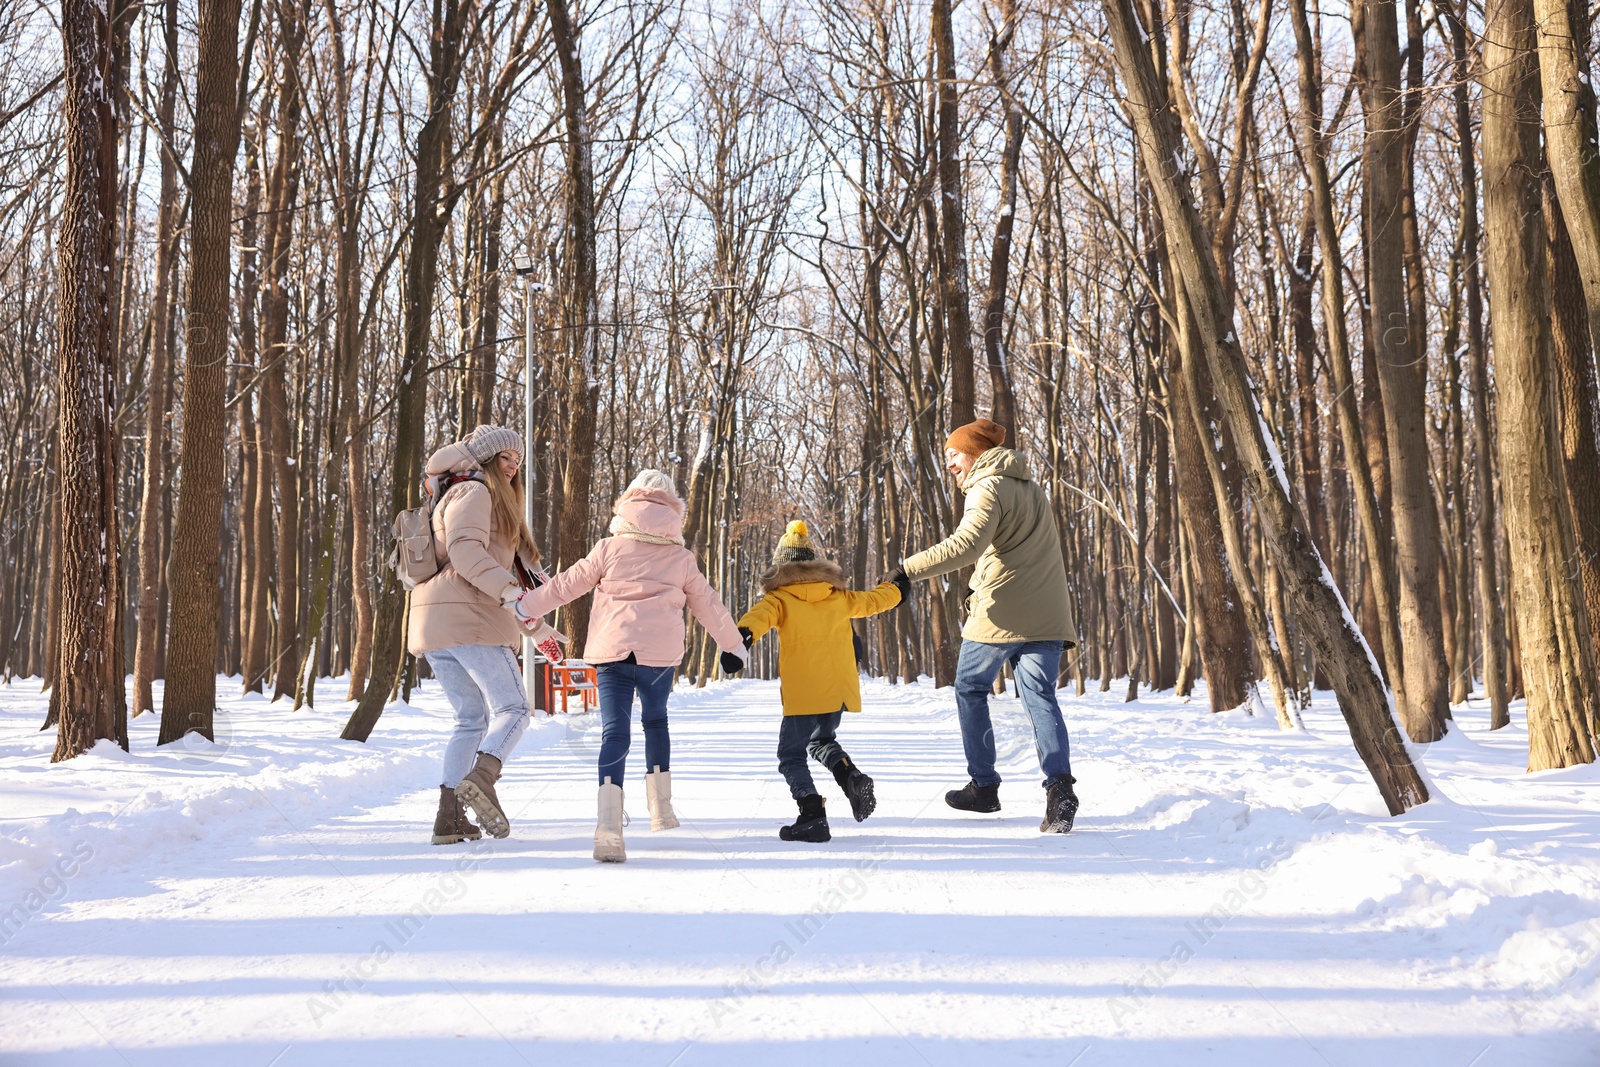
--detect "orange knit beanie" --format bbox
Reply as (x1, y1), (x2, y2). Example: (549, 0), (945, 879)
(945, 418), (1007, 457)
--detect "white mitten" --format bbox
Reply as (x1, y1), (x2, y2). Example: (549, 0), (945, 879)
(526, 618), (569, 664)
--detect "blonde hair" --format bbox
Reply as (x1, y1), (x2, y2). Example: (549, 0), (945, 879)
(480, 459), (541, 563)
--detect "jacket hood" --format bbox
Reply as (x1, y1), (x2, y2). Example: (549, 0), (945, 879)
(760, 558), (846, 595)
(965, 446), (1032, 487)
(613, 485), (685, 538)
(425, 441), (482, 477)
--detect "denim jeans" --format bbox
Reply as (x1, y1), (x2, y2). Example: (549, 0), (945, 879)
(595, 660), (676, 787)
(427, 643), (531, 789)
(954, 639), (1073, 787)
(776, 711), (847, 800)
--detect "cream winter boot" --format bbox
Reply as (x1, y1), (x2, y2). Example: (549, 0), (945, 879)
(594, 778), (627, 863)
(644, 766), (679, 831)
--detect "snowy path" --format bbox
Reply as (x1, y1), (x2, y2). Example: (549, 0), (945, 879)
(3, 674), (1599, 1065)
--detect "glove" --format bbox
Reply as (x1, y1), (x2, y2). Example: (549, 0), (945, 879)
(526, 619), (569, 664)
(883, 566), (911, 602)
(720, 644), (747, 675)
(738, 626), (754, 648)
(503, 587), (537, 625)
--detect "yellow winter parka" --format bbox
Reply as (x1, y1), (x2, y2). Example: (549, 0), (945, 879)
(738, 560), (902, 716)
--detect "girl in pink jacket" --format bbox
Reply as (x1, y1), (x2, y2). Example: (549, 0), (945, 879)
(510, 469), (747, 862)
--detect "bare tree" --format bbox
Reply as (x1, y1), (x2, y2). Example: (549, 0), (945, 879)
(158, 0), (246, 746)
(51, 0), (133, 759)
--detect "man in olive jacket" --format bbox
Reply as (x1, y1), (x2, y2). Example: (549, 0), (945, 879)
(889, 418), (1081, 833)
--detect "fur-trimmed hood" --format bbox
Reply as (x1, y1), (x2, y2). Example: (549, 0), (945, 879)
(760, 558), (846, 595)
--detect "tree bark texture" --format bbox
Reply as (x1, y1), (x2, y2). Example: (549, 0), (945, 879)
(158, 0), (242, 746)
(932, 0), (975, 429)
(131, 0), (181, 718)
(1355, 0), (1450, 741)
(1167, 306), (1256, 713)
(52, 0), (130, 760)
(980, 0), (1022, 432)
(548, 0), (600, 659)
(1479, 0), (1600, 769)
(1543, 177), (1600, 646)
(1288, 0), (1409, 712)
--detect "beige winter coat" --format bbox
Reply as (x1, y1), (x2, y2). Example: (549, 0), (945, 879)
(406, 442), (529, 656)
(903, 447), (1079, 646)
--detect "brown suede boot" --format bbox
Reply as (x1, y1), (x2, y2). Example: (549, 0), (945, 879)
(431, 785), (482, 845)
(455, 754), (510, 838)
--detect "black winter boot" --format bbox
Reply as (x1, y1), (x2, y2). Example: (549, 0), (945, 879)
(779, 794), (831, 842)
(431, 785), (483, 845)
(945, 779), (1001, 813)
(1041, 776), (1079, 833)
(830, 757), (876, 822)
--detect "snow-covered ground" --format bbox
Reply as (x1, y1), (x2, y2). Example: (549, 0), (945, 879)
(2, 672), (1598, 1065)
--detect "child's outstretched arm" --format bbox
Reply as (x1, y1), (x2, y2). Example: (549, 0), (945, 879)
(842, 580), (904, 620)
(683, 563), (748, 654)
(737, 593), (783, 643)
(513, 544), (605, 618)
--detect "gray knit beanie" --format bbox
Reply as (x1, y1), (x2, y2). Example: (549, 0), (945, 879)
(464, 424), (524, 467)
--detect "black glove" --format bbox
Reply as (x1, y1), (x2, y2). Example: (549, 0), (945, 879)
(719, 649), (746, 675)
(738, 626), (754, 648)
(884, 566), (911, 602)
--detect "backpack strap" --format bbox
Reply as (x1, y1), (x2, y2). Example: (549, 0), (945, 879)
(425, 469), (486, 514)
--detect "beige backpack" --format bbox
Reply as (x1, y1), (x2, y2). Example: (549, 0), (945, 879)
(387, 470), (484, 591)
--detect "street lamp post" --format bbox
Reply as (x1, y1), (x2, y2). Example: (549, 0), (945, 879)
(509, 253), (544, 713)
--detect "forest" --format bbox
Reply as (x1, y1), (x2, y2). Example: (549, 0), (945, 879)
(3, 0), (1598, 812)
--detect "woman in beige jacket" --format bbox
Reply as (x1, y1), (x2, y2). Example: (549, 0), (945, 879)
(407, 425), (556, 844)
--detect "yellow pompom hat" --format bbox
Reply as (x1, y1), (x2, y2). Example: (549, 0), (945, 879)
(773, 519), (817, 563)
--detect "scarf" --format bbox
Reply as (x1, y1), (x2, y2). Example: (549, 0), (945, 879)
(609, 514), (684, 546)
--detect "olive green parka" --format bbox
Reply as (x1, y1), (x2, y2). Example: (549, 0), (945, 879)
(903, 447), (1078, 646)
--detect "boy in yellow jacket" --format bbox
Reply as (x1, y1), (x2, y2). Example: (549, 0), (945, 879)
(737, 521), (908, 842)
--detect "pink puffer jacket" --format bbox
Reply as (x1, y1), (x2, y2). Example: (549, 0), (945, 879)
(406, 442), (527, 656)
(518, 485), (744, 667)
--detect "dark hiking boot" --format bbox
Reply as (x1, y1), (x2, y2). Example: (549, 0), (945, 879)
(830, 758), (876, 822)
(431, 785), (482, 845)
(455, 753), (510, 838)
(779, 794), (831, 842)
(945, 779), (1001, 813)
(1041, 776), (1079, 833)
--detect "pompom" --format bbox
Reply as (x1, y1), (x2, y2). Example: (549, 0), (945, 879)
(788, 519), (808, 537)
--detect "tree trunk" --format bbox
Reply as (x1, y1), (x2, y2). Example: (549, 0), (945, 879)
(1479, 0), (1600, 769)
(343, 0), (466, 742)
(1534, 0), (1600, 357)
(1443, 0), (1509, 727)
(1105, 0), (1428, 813)
(261, 0), (308, 702)
(159, 0), (243, 746)
(547, 0), (600, 659)
(131, 0), (181, 718)
(1288, 0), (1408, 708)
(980, 0), (1022, 431)
(1543, 177), (1600, 649)
(52, 0), (131, 759)
(932, 0), (975, 429)
(1167, 303), (1256, 713)
(1355, 0), (1451, 741)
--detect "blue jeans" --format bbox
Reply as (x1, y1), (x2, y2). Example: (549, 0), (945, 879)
(428, 644), (531, 788)
(954, 639), (1073, 787)
(776, 711), (847, 800)
(595, 661), (676, 787)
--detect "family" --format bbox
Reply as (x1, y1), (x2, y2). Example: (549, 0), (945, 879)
(404, 417), (1081, 863)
